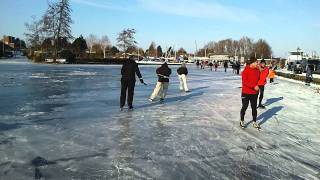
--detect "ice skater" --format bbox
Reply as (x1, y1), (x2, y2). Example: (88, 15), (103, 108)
(177, 63), (190, 92)
(268, 65), (276, 83)
(149, 62), (172, 102)
(235, 61), (241, 75)
(209, 61), (213, 71)
(214, 61), (218, 71)
(196, 60), (200, 69)
(224, 61), (228, 72)
(305, 64), (313, 86)
(120, 56), (145, 111)
(240, 57), (261, 129)
(257, 60), (269, 109)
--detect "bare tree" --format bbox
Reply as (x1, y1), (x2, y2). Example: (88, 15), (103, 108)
(116, 28), (137, 54)
(42, 0), (73, 60)
(253, 39), (272, 59)
(86, 34), (97, 54)
(24, 16), (43, 49)
(99, 35), (110, 58)
(147, 42), (157, 57)
(239, 36), (254, 58)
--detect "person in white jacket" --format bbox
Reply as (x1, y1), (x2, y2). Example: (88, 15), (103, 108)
(177, 63), (190, 92)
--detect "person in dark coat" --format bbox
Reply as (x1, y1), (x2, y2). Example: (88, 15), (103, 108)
(149, 62), (172, 101)
(209, 61), (213, 71)
(177, 63), (190, 92)
(214, 61), (218, 71)
(236, 61), (241, 75)
(224, 61), (228, 72)
(305, 64), (313, 86)
(120, 56), (145, 111)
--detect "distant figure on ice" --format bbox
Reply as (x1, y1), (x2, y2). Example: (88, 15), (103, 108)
(149, 62), (172, 102)
(196, 60), (200, 69)
(177, 63), (190, 92)
(240, 57), (261, 129)
(120, 56), (145, 111)
(235, 61), (241, 75)
(232, 62), (236, 74)
(214, 61), (218, 71)
(209, 61), (213, 71)
(257, 60), (269, 109)
(305, 64), (313, 86)
(268, 65), (276, 83)
(200, 61), (204, 69)
(224, 61), (228, 72)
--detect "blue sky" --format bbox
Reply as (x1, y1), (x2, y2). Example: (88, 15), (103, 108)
(0, 0), (319, 57)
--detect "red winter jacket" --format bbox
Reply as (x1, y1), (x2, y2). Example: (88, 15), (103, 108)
(258, 67), (269, 86)
(242, 65), (260, 94)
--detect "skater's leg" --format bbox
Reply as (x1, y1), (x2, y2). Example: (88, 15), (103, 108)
(161, 82), (169, 99)
(258, 85), (264, 106)
(250, 94), (258, 122)
(127, 80), (136, 108)
(182, 74), (189, 91)
(120, 80), (128, 108)
(150, 82), (162, 100)
(240, 94), (250, 121)
(178, 75), (183, 91)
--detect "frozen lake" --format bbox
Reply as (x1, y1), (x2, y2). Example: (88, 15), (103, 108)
(0, 58), (320, 179)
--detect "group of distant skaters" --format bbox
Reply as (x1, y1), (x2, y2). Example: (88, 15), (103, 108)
(196, 60), (241, 74)
(119, 56), (277, 129)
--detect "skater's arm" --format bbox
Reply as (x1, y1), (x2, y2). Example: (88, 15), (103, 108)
(135, 64), (142, 79)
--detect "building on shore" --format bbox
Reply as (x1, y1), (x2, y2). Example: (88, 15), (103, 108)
(2, 35), (26, 50)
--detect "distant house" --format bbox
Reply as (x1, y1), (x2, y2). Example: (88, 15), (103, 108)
(2, 35), (26, 50)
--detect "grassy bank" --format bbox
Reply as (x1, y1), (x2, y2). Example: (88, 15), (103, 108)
(276, 71), (320, 85)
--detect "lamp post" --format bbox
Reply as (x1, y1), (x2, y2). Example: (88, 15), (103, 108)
(2, 36), (5, 57)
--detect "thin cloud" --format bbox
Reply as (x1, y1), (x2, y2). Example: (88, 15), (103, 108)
(71, 0), (131, 11)
(137, 0), (260, 22)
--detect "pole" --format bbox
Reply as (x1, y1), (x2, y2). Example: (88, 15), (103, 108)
(2, 36), (5, 56)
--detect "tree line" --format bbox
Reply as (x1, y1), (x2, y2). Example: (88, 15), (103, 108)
(24, 0), (272, 63)
(197, 37), (272, 59)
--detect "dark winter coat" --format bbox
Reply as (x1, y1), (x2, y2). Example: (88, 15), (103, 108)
(156, 63), (172, 82)
(121, 59), (142, 81)
(224, 62), (228, 68)
(177, 67), (188, 75)
(306, 65), (313, 78)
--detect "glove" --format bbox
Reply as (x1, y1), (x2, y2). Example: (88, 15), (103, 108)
(139, 78), (144, 84)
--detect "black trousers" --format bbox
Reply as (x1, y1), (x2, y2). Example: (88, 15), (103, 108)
(120, 79), (135, 108)
(258, 85), (265, 106)
(240, 93), (258, 122)
(270, 78), (274, 83)
(236, 69), (240, 75)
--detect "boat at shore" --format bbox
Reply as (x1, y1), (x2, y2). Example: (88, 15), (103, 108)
(45, 58), (67, 63)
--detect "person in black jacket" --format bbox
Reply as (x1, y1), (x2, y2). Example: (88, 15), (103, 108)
(149, 62), (172, 101)
(120, 56), (145, 111)
(177, 63), (190, 92)
(235, 60), (241, 75)
(209, 61), (213, 71)
(224, 61), (228, 72)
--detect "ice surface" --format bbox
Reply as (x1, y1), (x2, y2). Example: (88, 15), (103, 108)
(0, 58), (320, 179)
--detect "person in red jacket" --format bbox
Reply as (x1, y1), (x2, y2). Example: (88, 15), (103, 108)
(240, 57), (261, 129)
(257, 60), (269, 109)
